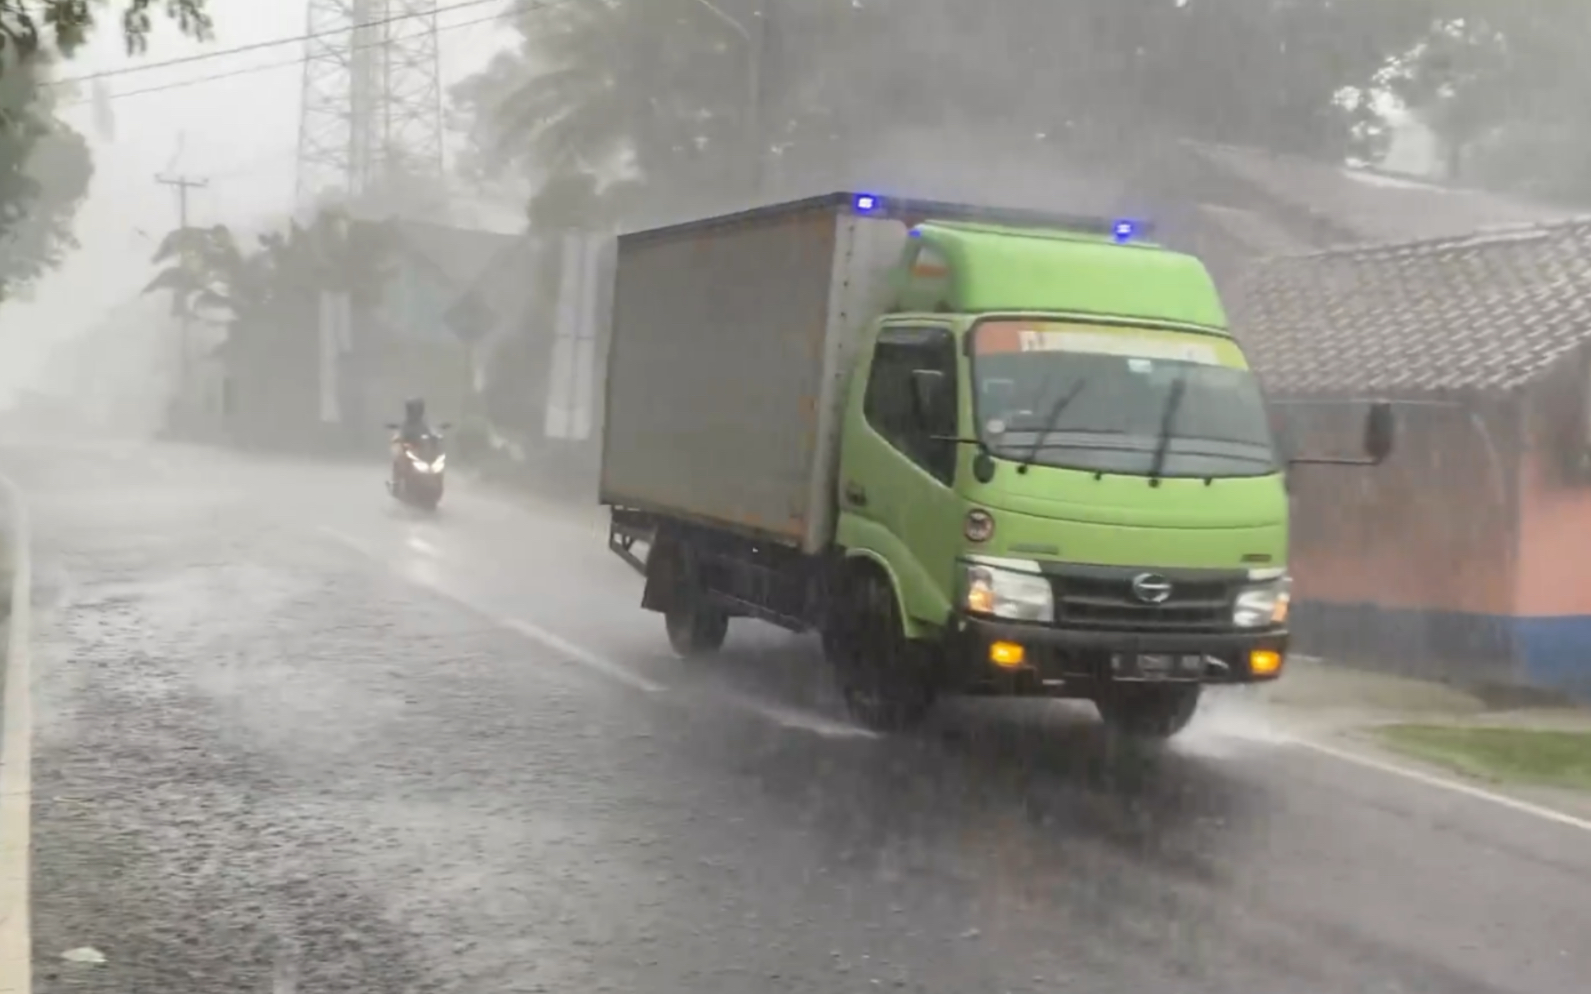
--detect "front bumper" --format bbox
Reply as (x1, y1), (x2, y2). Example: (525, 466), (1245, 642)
(947, 613), (1288, 691)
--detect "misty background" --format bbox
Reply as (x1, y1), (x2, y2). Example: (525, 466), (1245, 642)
(0, 0), (1585, 437)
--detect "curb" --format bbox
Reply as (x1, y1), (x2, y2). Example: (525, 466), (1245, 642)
(0, 470), (31, 993)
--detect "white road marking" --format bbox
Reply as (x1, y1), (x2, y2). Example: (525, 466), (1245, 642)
(496, 618), (665, 694)
(707, 691), (879, 739)
(406, 537), (439, 557)
(313, 524), (887, 736)
(1291, 736), (1591, 835)
(317, 526), (663, 693)
(0, 471), (33, 992)
(317, 526), (373, 556)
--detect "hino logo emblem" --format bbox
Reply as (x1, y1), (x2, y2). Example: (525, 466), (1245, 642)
(1130, 573), (1173, 604)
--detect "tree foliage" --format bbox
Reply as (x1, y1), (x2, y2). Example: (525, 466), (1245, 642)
(0, 1), (212, 299)
(1375, 2), (1591, 203)
(0, 0), (210, 65)
(0, 53), (88, 297)
(453, 0), (1472, 226)
(144, 209), (399, 332)
(455, 0), (1591, 220)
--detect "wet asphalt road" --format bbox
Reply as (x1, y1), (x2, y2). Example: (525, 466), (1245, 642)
(6, 439), (1591, 994)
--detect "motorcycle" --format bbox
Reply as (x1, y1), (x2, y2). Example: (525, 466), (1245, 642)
(386, 422), (450, 510)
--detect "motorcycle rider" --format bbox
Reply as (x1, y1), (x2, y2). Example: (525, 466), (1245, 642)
(391, 397), (431, 484)
(398, 398), (431, 442)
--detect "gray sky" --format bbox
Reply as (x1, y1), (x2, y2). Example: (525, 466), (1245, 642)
(0, 1), (516, 401)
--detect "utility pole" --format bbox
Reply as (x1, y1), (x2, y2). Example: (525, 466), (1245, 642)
(156, 173), (207, 421)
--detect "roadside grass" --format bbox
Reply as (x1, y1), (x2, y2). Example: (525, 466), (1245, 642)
(1375, 724), (1591, 791)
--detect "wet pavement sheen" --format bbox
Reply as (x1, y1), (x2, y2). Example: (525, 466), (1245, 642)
(6, 439), (1590, 993)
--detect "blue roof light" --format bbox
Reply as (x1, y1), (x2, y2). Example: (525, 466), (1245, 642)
(1112, 219), (1138, 242)
(853, 193), (881, 213)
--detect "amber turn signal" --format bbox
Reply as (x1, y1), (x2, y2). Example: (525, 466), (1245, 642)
(1249, 649), (1283, 677)
(989, 641), (1025, 668)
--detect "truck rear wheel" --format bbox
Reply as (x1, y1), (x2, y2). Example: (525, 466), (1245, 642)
(825, 569), (934, 731)
(665, 601), (728, 657)
(1093, 684), (1201, 740)
(654, 539), (728, 658)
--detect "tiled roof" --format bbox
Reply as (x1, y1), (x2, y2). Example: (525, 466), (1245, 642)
(1232, 217), (1591, 394)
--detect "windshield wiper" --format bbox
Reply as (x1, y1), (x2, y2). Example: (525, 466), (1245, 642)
(1018, 379), (1089, 474)
(1147, 374), (1189, 483)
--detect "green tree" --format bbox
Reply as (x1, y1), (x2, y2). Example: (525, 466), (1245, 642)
(452, 0), (743, 215)
(0, 53), (89, 298)
(145, 209), (399, 326)
(0, 1), (211, 298)
(0, 1), (210, 65)
(143, 222), (251, 318)
(1374, 3), (1591, 202)
(455, 0), (1450, 222)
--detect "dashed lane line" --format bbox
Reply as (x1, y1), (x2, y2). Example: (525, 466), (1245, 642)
(496, 617), (665, 694)
(317, 527), (663, 688)
(314, 525), (880, 738)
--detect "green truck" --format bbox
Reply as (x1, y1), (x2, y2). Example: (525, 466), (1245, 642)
(600, 193), (1392, 737)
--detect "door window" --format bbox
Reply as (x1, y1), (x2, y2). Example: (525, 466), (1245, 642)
(862, 326), (958, 484)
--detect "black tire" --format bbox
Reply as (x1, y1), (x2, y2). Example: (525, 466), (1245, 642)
(1094, 683), (1201, 740)
(658, 542), (728, 658)
(824, 569), (934, 731)
(665, 601), (728, 657)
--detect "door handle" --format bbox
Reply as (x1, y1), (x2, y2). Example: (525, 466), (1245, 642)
(843, 480), (868, 507)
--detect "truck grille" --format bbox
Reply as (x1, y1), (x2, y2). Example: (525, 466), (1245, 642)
(1046, 567), (1241, 632)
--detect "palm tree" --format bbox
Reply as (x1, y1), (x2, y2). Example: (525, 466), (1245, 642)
(142, 224), (256, 319)
(453, 0), (743, 206)
(144, 208), (398, 320)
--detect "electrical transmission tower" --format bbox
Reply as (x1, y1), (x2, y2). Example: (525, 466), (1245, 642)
(295, 0), (446, 216)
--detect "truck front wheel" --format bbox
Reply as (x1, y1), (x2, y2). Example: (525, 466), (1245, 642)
(825, 569), (934, 731)
(1093, 684), (1201, 740)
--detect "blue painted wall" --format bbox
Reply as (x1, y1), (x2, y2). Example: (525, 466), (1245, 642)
(1292, 600), (1591, 699)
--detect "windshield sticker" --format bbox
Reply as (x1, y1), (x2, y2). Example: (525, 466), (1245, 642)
(975, 322), (1221, 364)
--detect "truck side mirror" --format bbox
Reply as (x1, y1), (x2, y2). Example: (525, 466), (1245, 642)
(910, 369), (947, 428)
(1364, 401), (1395, 463)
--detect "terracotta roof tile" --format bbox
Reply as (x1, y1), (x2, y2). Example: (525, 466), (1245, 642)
(1233, 218), (1591, 394)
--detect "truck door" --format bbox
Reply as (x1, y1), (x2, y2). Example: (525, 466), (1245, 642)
(843, 323), (964, 625)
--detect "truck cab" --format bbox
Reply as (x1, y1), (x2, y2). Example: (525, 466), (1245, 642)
(830, 218), (1309, 734)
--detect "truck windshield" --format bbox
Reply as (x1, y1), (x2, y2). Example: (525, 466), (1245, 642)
(970, 321), (1277, 477)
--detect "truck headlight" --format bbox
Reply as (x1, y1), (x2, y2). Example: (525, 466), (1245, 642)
(1233, 575), (1290, 628)
(962, 558), (1054, 623)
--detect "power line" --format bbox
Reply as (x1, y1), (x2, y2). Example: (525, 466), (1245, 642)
(57, 0), (581, 108)
(46, 0), (507, 89)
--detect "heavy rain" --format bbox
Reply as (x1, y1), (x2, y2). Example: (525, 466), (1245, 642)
(0, 1), (1589, 991)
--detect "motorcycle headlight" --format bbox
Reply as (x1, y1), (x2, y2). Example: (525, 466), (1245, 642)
(962, 557), (1054, 623)
(432, 453), (445, 470)
(1233, 574), (1290, 628)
